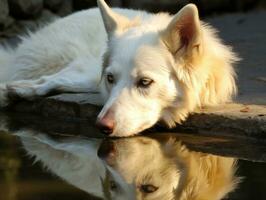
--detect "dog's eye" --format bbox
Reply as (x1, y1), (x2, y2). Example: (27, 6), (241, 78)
(137, 78), (154, 88)
(140, 184), (158, 193)
(106, 73), (114, 84)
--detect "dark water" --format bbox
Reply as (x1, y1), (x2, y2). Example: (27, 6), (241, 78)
(0, 112), (266, 200)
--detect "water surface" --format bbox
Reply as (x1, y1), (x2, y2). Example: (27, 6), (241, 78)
(0, 112), (266, 200)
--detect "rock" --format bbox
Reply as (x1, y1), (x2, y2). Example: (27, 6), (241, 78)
(0, 16), (14, 30)
(56, 0), (73, 17)
(0, 0), (12, 29)
(44, 0), (64, 12)
(0, 0), (9, 21)
(44, 0), (73, 16)
(8, 0), (43, 19)
(17, 9), (58, 33)
(191, 0), (259, 16)
(73, 0), (97, 11)
(173, 104), (266, 138)
(6, 93), (266, 139)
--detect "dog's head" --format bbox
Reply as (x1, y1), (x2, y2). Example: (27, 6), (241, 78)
(96, 0), (203, 136)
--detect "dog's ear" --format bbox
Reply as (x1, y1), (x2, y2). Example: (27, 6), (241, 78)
(97, 0), (131, 36)
(161, 4), (202, 61)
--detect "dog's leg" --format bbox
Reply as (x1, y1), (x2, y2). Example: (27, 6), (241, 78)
(7, 57), (102, 100)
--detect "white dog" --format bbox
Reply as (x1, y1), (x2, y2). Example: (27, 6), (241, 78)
(0, 0), (238, 137)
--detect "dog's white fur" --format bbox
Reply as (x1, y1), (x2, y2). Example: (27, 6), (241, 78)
(17, 132), (239, 200)
(0, 0), (237, 136)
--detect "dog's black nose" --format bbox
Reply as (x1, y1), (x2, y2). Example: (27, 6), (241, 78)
(98, 140), (116, 165)
(96, 118), (114, 135)
(98, 140), (114, 158)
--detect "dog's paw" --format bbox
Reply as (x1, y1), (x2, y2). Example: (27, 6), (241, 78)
(7, 81), (46, 100)
(174, 109), (189, 124)
(7, 84), (36, 100)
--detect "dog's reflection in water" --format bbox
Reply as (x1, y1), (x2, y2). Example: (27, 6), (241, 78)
(18, 132), (239, 200)
(98, 137), (239, 200)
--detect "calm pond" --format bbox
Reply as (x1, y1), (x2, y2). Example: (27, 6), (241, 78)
(0, 112), (266, 200)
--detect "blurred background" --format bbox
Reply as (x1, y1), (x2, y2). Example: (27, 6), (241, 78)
(1, 0), (266, 44)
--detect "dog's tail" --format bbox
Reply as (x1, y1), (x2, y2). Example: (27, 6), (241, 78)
(0, 46), (14, 107)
